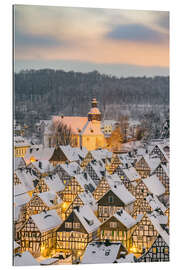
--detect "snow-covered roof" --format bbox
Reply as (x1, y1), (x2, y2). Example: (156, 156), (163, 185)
(74, 205), (101, 233)
(161, 164), (169, 177)
(81, 241), (122, 264)
(14, 251), (40, 266)
(24, 147), (55, 163)
(105, 174), (136, 205)
(90, 149), (112, 161)
(137, 154), (161, 173)
(15, 169), (37, 192)
(14, 192), (31, 207)
(14, 206), (20, 221)
(53, 115), (88, 135)
(45, 174), (65, 193)
(147, 210), (169, 246)
(123, 167), (140, 182)
(143, 174), (165, 196)
(114, 209), (137, 229)
(78, 190), (97, 211)
(118, 153), (134, 168)
(87, 160), (105, 180)
(31, 209), (62, 233)
(60, 145), (79, 162)
(73, 146), (88, 159)
(120, 141), (142, 152)
(37, 191), (62, 207)
(115, 253), (136, 263)
(58, 161), (83, 176)
(101, 120), (117, 126)
(75, 172), (97, 192)
(40, 258), (59, 265)
(14, 183), (29, 196)
(146, 194), (166, 213)
(14, 136), (30, 147)
(32, 160), (54, 174)
(36, 120), (51, 127)
(14, 157), (26, 170)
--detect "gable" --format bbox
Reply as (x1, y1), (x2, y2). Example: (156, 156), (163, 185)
(100, 215), (129, 231)
(49, 147), (67, 162)
(57, 211), (88, 234)
(97, 190), (125, 206)
(136, 157), (150, 169)
(20, 217), (40, 234)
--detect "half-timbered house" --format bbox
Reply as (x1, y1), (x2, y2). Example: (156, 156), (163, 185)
(99, 209), (142, 250)
(135, 155), (160, 178)
(65, 190), (97, 219)
(55, 161), (83, 186)
(92, 174), (111, 201)
(132, 174), (165, 217)
(137, 234), (169, 262)
(152, 163), (169, 195)
(97, 176), (136, 222)
(60, 172), (96, 207)
(107, 153), (122, 174)
(150, 144), (169, 164)
(85, 159), (105, 186)
(130, 209), (168, 256)
(113, 165), (140, 193)
(56, 205), (101, 259)
(24, 191), (63, 219)
(14, 168), (37, 196)
(17, 209), (62, 258)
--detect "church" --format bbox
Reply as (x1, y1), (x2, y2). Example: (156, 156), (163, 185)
(44, 98), (106, 151)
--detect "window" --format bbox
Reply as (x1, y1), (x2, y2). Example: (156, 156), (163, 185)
(164, 247), (169, 254)
(153, 247), (157, 253)
(108, 196), (114, 203)
(65, 222), (72, 229)
(110, 222), (117, 228)
(73, 223), (80, 229)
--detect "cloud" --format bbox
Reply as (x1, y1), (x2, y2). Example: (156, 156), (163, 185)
(14, 30), (64, 49)
(106, 23), (168, 44)
(157, 12), (169, 30)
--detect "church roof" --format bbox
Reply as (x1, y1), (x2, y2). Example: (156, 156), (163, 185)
(53, 116), (88, 135)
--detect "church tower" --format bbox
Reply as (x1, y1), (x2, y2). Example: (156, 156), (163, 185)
(88, 98), (101, 122)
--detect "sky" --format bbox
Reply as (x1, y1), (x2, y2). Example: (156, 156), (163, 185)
(14, 5), (169, 77)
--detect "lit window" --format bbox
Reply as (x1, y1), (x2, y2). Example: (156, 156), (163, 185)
(110, 222), (117, 228)
(65, 222), (72, 229)
(73, 223), (80, 229)
(164, 247), (169, 254)
(153, 247), (157, 253)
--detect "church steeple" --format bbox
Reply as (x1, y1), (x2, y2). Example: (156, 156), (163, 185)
(88, 98), (101, 121)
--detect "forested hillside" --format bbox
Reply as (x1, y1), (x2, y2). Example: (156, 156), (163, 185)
(14, 69), (169, 131)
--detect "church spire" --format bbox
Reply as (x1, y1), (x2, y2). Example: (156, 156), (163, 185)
(88, 98), (101, 121)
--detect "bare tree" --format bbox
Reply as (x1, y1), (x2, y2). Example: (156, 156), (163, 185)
(50, 119), (73, 146)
